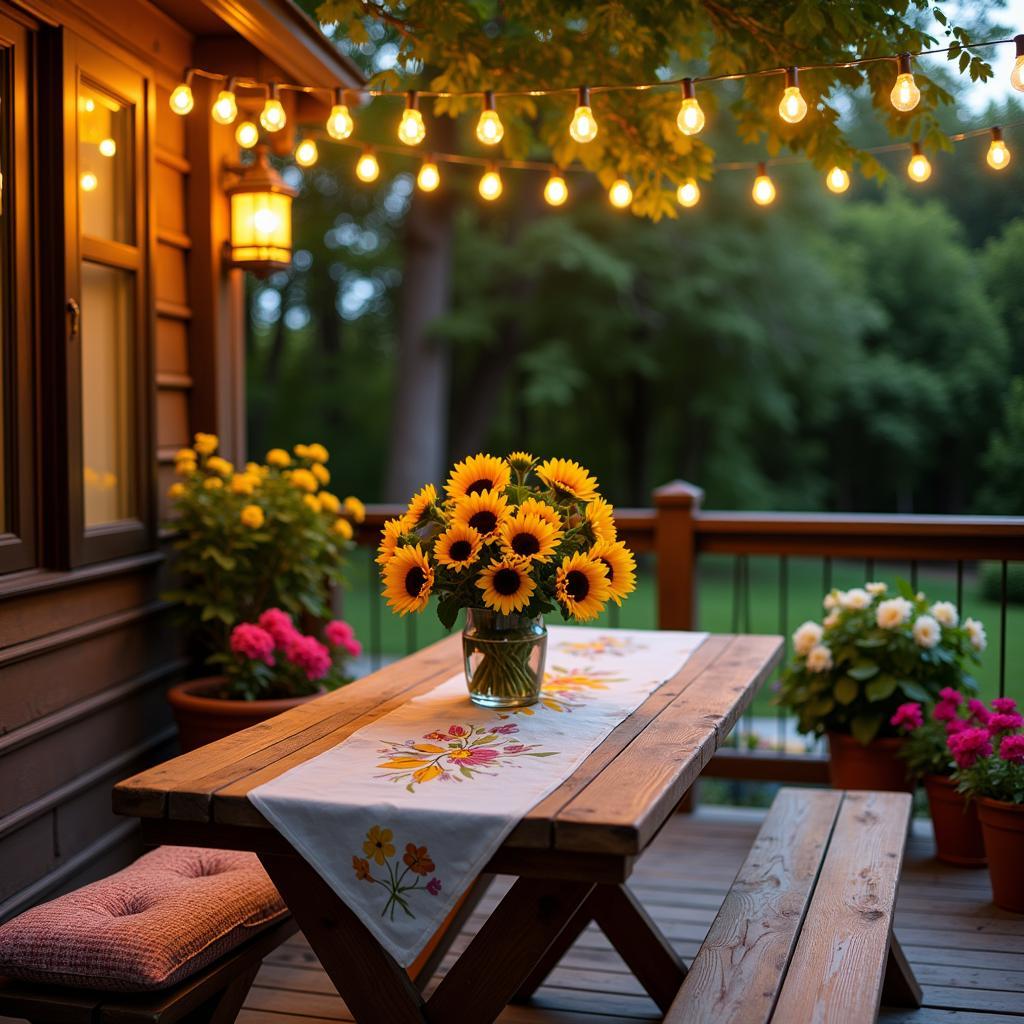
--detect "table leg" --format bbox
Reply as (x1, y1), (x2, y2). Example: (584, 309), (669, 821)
(426, 877), (595, 1024)
(259, 852), (428, 1024)
(882, 933), (923, 1009)
(511, 895), (594, 1002)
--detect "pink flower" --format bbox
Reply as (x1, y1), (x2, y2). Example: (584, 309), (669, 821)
(424, 731), (449, 742)
(229, 623), (276, 665)
(451, 747), (500, 767)
(932, 700), (959, 723)
(948, 727), (992, 769)
(992, 697), (1018, 714)
(426, 877), (442, 895)
(448, 725), (470, 737)
(503, 744), (528, 754)
(325, 620), (356, 647)
(999, 734), (1024, 765)
(967, 699), (992, 726)
(987, 712), (1024, 735)
(946, 718), (969, 736)
(340, 636), (362, 658)
(890, 703), (923, 732)
(938, 687), (964, 706)
(285, 634), (332, 682)
(492, 724), (519, 735)
(258, 608), (300, 647)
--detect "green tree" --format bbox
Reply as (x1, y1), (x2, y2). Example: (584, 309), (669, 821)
(978, 377), (1024, 514)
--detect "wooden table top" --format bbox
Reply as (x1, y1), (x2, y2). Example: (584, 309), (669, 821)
(114, 632), (782, 859)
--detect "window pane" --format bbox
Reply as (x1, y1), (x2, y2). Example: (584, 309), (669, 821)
(77, 81), (133, 243)
(81, 261), (134, 526)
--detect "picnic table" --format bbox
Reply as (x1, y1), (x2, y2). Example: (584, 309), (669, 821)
(113, 631), (782, 1024)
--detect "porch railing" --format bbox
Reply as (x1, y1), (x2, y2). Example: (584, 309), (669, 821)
(350, 481), (1024, 784)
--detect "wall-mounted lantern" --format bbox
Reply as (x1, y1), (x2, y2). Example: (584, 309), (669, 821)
(225, 144), (297, 275)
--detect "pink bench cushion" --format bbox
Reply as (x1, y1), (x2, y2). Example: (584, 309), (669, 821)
(0, 846), (287, 991)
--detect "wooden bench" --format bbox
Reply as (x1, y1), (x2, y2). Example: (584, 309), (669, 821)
(667, 788), (922, 1024)
(0, 916), (296, 1024)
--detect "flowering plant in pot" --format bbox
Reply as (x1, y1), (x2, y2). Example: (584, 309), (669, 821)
(947, 697), (1024, 912)
(378, 452), (636, 708)
(776, 582), (985, 791)
(890, 692), (990, 865)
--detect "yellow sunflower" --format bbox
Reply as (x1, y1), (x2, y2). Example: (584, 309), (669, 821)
(585, 496), (617, 543)
(382, 544), (434, 615)
(536, 458), (599, 502)
(555, 552), (611, 622)
(376, 516), (410, 565)
(518, 497), (562, 530)
(406, 483), (438, 526)
(445, 453), (511, 500)
(451, 489), (511, 540)
(477, 558), (536, 615)
(499, 512), (563, 564)
(434, 523), (483, 571)
(507, 451), (535, 474)
(590, 539), (637, 606)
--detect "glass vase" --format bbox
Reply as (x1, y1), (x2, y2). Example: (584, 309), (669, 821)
(462, 607), (547, 708)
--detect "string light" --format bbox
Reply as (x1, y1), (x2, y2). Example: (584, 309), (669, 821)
(826, 166), (850, 193)
(987, 126), (1011, 169)
(98, 138), (116, 157)
(676, 79), (705, 136)
(478, 164), (503, 200)
(295, 138), (319, 167)
(543, 170), (568, 206)
(907, 142), (932, 182)
(327, 89), (355, 140)
(1012, 35), (1024, 92)
(608, 178), (632, 208)
(778, 67), (808, 124)
(235, 121), (259, 149)
(260, 84), (287, 133)
(417, 158), (440, 191)
(676, 178), (700, 207)
(80, 172), (98, 192)
(355, 147), (380, 182)
(476, 90), (504, 145)
(569, 86), (598, 143)
(890, 54), (920, 112)
(169, 75), (194, 116)
(398, 90), (426, 146)
(212, 80), (238, 125)
(752, 163), (776, 205)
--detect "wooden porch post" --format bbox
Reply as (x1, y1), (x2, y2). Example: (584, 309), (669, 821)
(653, 480), (703, 630)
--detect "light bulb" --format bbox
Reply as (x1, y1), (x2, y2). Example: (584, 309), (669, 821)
(327, 95), (354, 140)
(355, 149), (380, 183)
(676, 79), (705, 136)
(478, 166), (503, 201)
(253, 208), (280, 235)
(543, 172), (568, 206)
(1011, 36), (1024, 92)
(608, 178), (632, 209)
(235, 121), (258, 149)
(98, 137), (116, 158)
(907, 144), (931, 183)
(417, 160), (440, 192)
(169, 81), (194, 115)
(826, 166), (850, 193)
(82, 98), (95, 113)
(476, 91), (504, 145)
(677, 179), (700, 207)
(890, 55), (920, 112)
(211, 88), (238, 125)
(295, 138), (318, 167)
(778, 68), (807, 124)
(752, 164), (776, 205)
(987, 128), (1011, 170)
(80, 172), (98, 192)
(398, 92), (426, 146)
(569, 86), (598, 143)
(260, 87), (286, 133)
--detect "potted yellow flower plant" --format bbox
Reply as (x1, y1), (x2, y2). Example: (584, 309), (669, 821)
(379, 452), (636, 708)
(164, 434), (365, 749)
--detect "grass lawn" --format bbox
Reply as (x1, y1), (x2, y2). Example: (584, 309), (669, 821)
(339, 549), (1021, 720)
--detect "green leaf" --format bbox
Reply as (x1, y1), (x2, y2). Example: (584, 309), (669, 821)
(848, 660), (879, 681)
(851, 715), (882, 745)
(436, 595), (460, 631)
(866, 676), (898, 702)
(899, 680), (931, 702)
(834, 677), (859, 706)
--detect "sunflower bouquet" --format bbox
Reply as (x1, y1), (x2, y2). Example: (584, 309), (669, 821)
(379, 453), (636, 705)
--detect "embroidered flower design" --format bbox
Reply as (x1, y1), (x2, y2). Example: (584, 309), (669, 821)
(363, 825), (395, 865)
(352, 856), (372, 881)
(499, 666), (624, 716)
(556, 634), (648, 657)
(352, 827), (443, 921)
(403, 844), (435, 876)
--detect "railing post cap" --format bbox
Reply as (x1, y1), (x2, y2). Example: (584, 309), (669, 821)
(653, 480), (704, 509)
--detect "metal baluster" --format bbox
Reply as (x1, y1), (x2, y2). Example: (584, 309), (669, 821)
(731, 556), (742, 633)
(777, 556), (789, 754)
(865, 558), (874, 581)
(406, 614), (417, 655)
(910, 560), (919, 592)
(822, 556), (832, 594)
(1000, 560), (1008, 699)
(956, 561), (964, 612)
(609, 601), (620, 629)
(368, 554), (382, 671)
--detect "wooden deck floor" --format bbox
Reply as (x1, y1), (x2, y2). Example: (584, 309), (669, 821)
(234, 804), (1024, 1024)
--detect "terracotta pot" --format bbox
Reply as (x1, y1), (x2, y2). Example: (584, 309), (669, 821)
(924, 774), (986, 866)
(167, 676), (320, 752)
(977, 797), (1024, 913)
(826, 732), (914, 792)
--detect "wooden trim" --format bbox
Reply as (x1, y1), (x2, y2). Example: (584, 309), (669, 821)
(156, 370), (193, 390)
(80, 234), (142, 270)
(157, 226), (192, 250)
(155, 144), (189, 174)
(705, 747), (831, 784)
(155, 297), (192, 321)
(0, 548), (163, 601)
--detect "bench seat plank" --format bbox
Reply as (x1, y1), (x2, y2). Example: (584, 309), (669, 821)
(667, 787), (843, 1023)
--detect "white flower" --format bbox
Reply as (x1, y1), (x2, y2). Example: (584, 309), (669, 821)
(965, 617), (987, 653)
(823, 591), (839, 611)
(823, 609), (841, 629)
(866, 581), (888, 596)
(806, 644), (834, 674)
(876, 597), (912, 630)
(912, 614), (940, 649)
(793, 620), (823, 656)
(841, 587), (871, 611)
(930, 601), (958, 628)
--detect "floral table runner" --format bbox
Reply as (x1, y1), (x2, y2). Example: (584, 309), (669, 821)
(249, 626), (708, 966)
